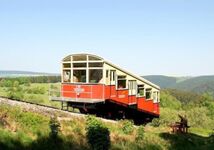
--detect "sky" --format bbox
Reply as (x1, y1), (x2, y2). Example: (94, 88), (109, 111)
(0, 0), (213, 76)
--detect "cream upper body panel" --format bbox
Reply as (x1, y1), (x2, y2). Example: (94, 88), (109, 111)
(61, 53), (160, 91)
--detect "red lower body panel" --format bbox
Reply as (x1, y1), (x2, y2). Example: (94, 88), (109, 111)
(61, 83), (159, 116)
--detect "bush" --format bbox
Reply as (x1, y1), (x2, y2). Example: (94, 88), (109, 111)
(7, 92), (24, 100)
(26, 86), (46, 94)
(7, 81), (24, 100)
(150, 118), (161, 127)
(86, 115), (110, 150)
(0, 79), (13, 87)
(136, 125), (145, 142)
(158, 108), (181, 126)
(120, 120), (134, 135)
(186, 107), (213, 129)
(160, 90), (182, 109)
(49, 115), (61, 139)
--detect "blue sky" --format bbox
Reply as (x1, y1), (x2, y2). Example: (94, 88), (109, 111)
(0, 0), (213, 76)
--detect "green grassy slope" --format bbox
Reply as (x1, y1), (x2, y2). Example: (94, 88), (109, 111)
(0, 103), (214, 150)
(0, 82), (61, 108)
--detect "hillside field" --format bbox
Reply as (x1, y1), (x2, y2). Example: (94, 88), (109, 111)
(0, 77), (214, 149)
(0, 103), (214, 150)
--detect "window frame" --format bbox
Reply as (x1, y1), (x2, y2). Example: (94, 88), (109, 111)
(116, 75), (127, 90)
(145, 88), (152, 100)
(137, 84), (145, 97)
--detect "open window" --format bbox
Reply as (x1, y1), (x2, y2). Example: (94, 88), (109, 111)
(62, 54), (104, 84)
(117, 75), (127, 89)
(73, 63), (87, 68)
(88, 55), (101, 61)
(63, 70), (71, 82)
(89, 69), (103, 83)
(63, 63), (71, 68)
(72, 55), (87, 61)
(137, 85), (145, 97)
(73, 70), (86, 83)
(146, 88), (152, 100)
(89, 62), (103, 67)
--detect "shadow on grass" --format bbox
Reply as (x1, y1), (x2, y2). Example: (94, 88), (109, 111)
(160, 132), (214, 150)
(0, 133), (89, 150)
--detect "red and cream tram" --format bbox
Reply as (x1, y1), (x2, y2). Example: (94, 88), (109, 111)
(51, 53), (160, 123)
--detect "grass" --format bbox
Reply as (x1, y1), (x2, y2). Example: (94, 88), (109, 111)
(0, 104), (214, 150)
(1, 80), (214, 149)
(0, 83), (61, 108)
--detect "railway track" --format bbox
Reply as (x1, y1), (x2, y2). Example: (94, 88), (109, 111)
(0, 96), (116, 123)
(0, 96), (62, 111)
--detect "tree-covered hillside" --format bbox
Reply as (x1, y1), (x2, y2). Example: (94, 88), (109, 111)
(143, 75), (214, 97)
(172, 76), (214, 97)
(143, 75), (177, 88)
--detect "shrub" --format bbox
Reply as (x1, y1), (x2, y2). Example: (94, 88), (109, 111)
(160, 90), (182, 109)
(158, 108), (181, 126)
(49, 115), (61, 139)
(186, 107), (213, 129)
(0, 79), (13, 87)
(26, 86), (46, 94)
(120, 120), (134, 135)
(136, 125), (145, 142)
(150, 118), (161, 127)
(16, 112), (48, 134)
(6, 81), (24, 100)
(86, 115), (110, 150)
(209, 130), (214, 144)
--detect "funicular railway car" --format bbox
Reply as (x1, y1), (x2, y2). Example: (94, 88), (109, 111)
(51, 53), (160, 123)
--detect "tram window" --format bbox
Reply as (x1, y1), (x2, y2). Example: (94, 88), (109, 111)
(106, 70), (109, 78)
(153, 92), (157, 102)
(117, 75), (126, 89)
(110, 71), (115, 81)
(146, 89), (152, 99)
(63, 70), (71, 82)
(112, 72), (115, 81)
(73, 55), (87, 61)
(88, 56), (101, 61)
(137, 85), (145, 96)
(63, 63), (71, 68)
(73, 70), (86, 83)
(73, 63), (87, 68)
(89, 62), (103, 67)
(89, 69), (103, 83)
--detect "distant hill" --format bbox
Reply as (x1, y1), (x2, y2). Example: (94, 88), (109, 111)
(172, 76), (214, 96)
(143, 75), (191, 88)
(0, 70), (59, 77)
(143, 75), (176, 88)
(143, 75), (214, 97)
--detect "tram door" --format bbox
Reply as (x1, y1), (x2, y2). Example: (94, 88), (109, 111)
(128, 80), (137, 95)
(128, 80), (137, 104)
(110, 70), (116, 96)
